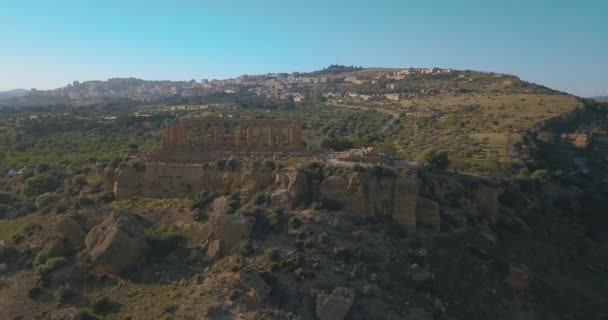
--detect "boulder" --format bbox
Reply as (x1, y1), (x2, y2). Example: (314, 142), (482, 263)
(102, 166), (116, 194)
(207, 214), (253, 254)
(206, 240), (222, 259)
(46, 307), (83, 320)
(270, 189), (291, 209)
(46, 238), (74, 257)
(84, 211), (147, 274)
(315, 287), (355, 320)
(416, 197), (440, 232)
(211, 196), (229, 215)
(54, 218), (86, 250)
(506, 264), (531, 290)
(238, 267), (271, 301)
(113, 165), (144, 200)
(411, 271), (435, 285)
(49, 265), (87, 286)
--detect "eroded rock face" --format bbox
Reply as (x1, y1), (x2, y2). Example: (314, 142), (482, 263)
(102, 166), (116, 194)
(84, 211), (147, 274)
(113, 165), (144, 200)
(315, 287), (355, 320)
(318, 170), (418, 232)
(416, 197), (440, 232)
(54, 218), (86, 250)
(207, 213), (253, 254)
(238, 267), (271, 301)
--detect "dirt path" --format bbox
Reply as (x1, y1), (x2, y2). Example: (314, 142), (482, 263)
(325, 103), (400, 135)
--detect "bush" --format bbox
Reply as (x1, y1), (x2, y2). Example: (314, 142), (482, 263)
(91, 296), (121, 315)
(35, 256), (70, 286)
(227, 157), (241, 171)
(420, 150), (450, 170)
(251, 192), (269, 206)
(145, 231), (186, 259)
(35, 192), (57, 209)
(191, 191), (220, 210)
(215, 159), (227, 169)
(36, 163), (50, 174)
(265, 247), (281, 261)
(288, 217), (302, 230)
(72, 174), (87, 187)
(238, 239), (253, 257)
(193, 210), (208, 222)
(23, 173), (61, 196)
(0, 192), (12, 204)
(0, 245), (18, 263)
(333, 247), (351, 261)
(268, 208), (284, 231)
(98, 192), (115, 203)
(27, 286), (44, 299)
(54, 286), (75, 304)
(530, 169), (550, 183)
(263, 160), (276, 170)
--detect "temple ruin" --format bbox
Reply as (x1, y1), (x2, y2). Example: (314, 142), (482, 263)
(153, 116), (305, 162)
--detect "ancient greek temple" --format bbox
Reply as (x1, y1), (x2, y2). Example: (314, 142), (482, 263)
(160, 116), (302, 151)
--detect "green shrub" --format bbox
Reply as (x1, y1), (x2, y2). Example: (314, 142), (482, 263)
(333, 247), (351, 261)
(215, 159), (227, 169)
(27, 286), (44, 299)
(91, 296), (121, 315)
(420, 150), (450, 170)
(145, 231), (186, 259)
(530, 169), (550, 183)
(265, 247), (281, 261)
(36, 163), (50, 174)
(268, 208), (284, 231)
(35, 192), (57, 209)
(0, 245), (18, 263)
(72, 174), (87, 187)
(23, 173), (61, 196)
(193, 210), (208, 222)
(227, 157), (241, 171)
(251, 192), (268, 206)
(191, 191), (220, 210)
(0, 192), (12, 204)
(238, 239), (253, 256)
(263, 160), (276, 170)
(98, 192), (115, 203)
(35, 256), (70, 286)
(288, 217), (302, 229)
(54, 286), (75, 304)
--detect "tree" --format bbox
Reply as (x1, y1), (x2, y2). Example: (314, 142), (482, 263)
(378, 139), (398, 158)
(421, 150), (450, 170)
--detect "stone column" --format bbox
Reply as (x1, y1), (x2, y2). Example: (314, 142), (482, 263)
(268, 127), (273, 147)
(291, 124), (302, 148)
(168, 126), (174, 148)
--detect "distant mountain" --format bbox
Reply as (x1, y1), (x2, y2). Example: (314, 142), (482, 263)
(592, 96), (608, 102)
(0, 89), (29, 100)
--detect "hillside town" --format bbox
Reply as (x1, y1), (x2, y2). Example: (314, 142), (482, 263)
(27, 67), (460, 103)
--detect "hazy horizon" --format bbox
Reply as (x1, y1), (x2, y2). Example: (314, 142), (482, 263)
(1, 0), (607, 97)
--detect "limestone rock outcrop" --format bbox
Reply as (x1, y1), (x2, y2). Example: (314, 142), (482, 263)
(315, 287), (355, 320)
(113, 164), (144, 200)
(416, 197), (440, 232)
(54, 218), (86, 250)
(207, 213), (253, 254)
(84, 211), (147, 274)
(238, 267), (271, 301)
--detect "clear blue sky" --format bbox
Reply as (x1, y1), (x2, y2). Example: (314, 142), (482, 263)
(1, 0), (607, 97)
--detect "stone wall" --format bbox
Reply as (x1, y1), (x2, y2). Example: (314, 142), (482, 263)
(111, 161), (276, 200)
(107, 161), (428, 234)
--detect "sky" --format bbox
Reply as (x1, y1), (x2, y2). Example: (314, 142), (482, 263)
(0, 0), (607, 97)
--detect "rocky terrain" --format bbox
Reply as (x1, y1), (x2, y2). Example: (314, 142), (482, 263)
(0, 155), (607, 319)
(0, 67), (607, 319)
